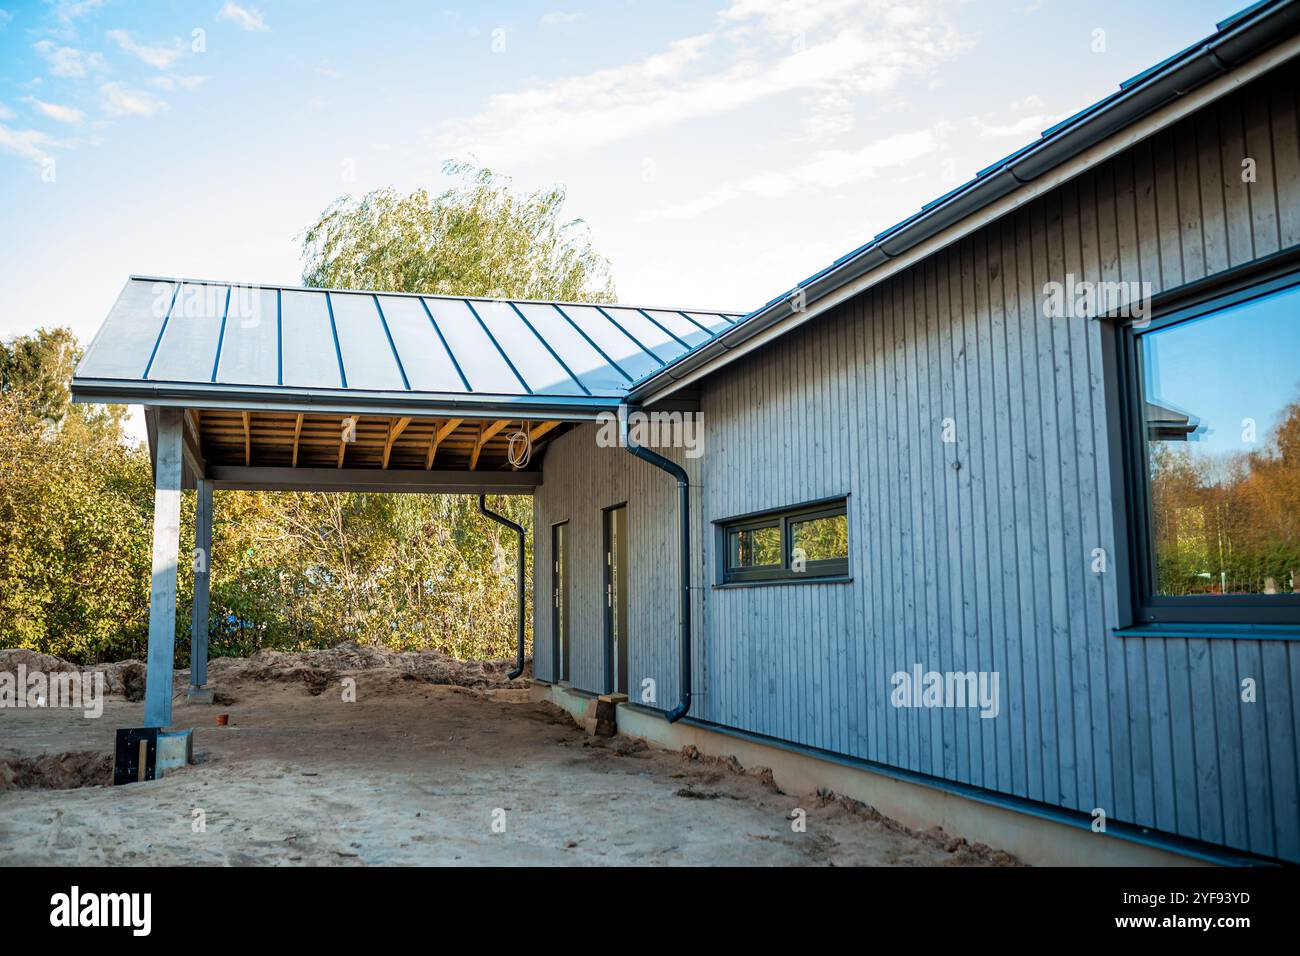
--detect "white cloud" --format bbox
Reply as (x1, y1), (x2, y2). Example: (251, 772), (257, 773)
(100, 82), (168, 117)
(107, 29), (186, 70)
(975, 96), (1053, 138)
(0, 10), (13, 31)
(0, 124), (55, 163)
(0, 100), (12, 120)
(436, 0), (967, 166)
(49, 0), (105, 22)
(216, 3), (267, 32)
(540, 11), (581, 25)
(33, 39), (107, 79)
(644, 128), (939, 221)
(149, 74), (209, 91)
(25, 96), (85, 125)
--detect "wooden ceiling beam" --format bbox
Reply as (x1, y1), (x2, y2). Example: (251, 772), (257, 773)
(470, 419), (509, 471)
(382, 416), (412, 469)
(337, 415), (358, 468)
(427, 417), (463, 469)
(527, 420), (561, 442)
(291, 413), (303, 467)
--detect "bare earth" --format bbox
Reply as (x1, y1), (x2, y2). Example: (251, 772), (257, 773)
(0, 647), (1018, 866)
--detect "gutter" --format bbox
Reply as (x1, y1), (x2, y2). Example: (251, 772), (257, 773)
(477, 495), (527, 681)
(69, 378), (621, 422)
(620, 404), (692, 722)
(628, 0), (1300, 403)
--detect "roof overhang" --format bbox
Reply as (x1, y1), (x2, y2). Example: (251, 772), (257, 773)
(630, 0), (1300, 403)
(70, 277), (733, 487)
(73, 378), (621, 421)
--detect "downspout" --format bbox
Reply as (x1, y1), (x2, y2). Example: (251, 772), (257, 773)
(620, 405), (691, 722)
(478, 495), (526, 681)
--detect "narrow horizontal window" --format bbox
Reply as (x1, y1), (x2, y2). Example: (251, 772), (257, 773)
(718, 499), (849, 584)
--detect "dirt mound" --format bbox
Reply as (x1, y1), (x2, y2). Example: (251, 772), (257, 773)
(2, 643), (530, 700)
(0, 650), (148, 701)
(93, 660), (147, 701)
(0, 648), (79, 675)
(203, 642), (532, 693)
(0, 751), (112, 791)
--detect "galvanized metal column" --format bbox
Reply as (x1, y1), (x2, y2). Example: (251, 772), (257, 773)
(190, 478), (212, 689)
(144, 408), (183, 728)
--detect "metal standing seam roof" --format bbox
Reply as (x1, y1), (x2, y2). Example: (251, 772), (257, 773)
(72, 276), (742, 414)
(73, 3), (1297, 418)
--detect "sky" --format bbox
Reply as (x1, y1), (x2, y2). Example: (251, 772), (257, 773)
(0, 0), (1249, 352)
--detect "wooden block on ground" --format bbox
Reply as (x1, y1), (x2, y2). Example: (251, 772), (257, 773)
(593, 698), (618, 737)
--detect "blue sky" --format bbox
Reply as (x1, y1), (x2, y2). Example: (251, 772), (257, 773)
(1, 0), (1245, 353)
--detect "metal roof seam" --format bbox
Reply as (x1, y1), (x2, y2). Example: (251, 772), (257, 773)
(676, 310), (718, 336)
(418, 296), (473, 392)
(124, 274), (737, 317)
(593, 305), (666, 367)
(141, 282), (180, 379)
(76, 280), (746, 406)
(323, 291), (348, 389)
(507, 301), (592, 396)
(550, 303), (634, 383)
(208, 286), (232, 383)
(463, 299), (534, 395)
(275, 288), (283, 387)
(635, 307), (691, 350)
(371, 294), (412, 391)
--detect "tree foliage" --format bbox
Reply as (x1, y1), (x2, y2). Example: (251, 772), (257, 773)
(0, 330), (153, 663)
(300, 160), (615, 302)
(1, 163), (615, 664)
(1150, 399), (1300, 595)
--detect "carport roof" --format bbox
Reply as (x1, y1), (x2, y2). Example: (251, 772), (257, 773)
(72, 275), (742, 418)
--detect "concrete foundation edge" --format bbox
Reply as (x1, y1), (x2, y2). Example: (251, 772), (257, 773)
(535, 683), (1206, 867)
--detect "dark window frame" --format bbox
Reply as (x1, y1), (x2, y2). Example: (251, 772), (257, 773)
(716, 497), (849, 585)
(1117, 255), (1300, 627)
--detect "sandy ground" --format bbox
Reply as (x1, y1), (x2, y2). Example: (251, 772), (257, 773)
(0, 649), (1018, 866)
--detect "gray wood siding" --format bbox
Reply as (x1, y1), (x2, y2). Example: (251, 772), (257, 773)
(533, 424), (706, 710)
(534, 61), (1300, 861)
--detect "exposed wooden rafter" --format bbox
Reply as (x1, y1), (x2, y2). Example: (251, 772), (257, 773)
(426, 418), (462, 469)
(337, 415), (356, 468)
(382, 416), (411, 469)
(470, 419), (509, 471)
(192, 411), (566, 472)
(291, 413), (304, 467)
(528, 420), (560, 442)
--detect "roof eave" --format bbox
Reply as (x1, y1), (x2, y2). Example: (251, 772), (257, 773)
(628, 0), (1300, 404)
(70, 378), (622, 421)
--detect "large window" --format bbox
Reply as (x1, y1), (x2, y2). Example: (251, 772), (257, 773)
(718, 499), (849, 584)
(1121, 265), (1300, 626)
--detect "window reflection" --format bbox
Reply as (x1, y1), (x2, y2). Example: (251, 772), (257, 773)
(1142, 284), (1300, 596)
